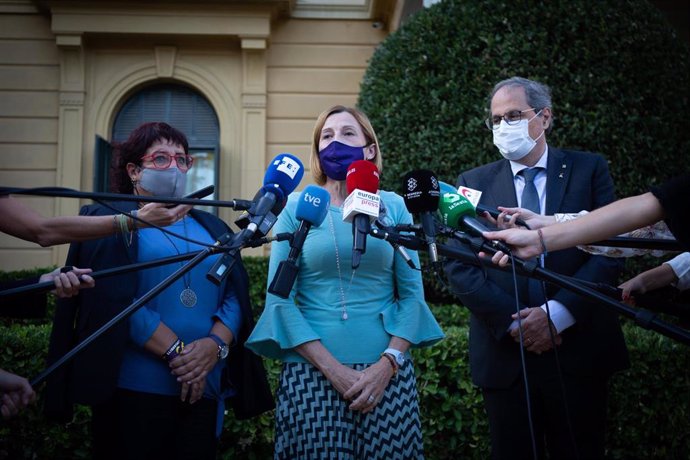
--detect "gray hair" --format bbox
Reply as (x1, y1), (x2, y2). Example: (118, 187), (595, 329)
(489, 76), (553, 131)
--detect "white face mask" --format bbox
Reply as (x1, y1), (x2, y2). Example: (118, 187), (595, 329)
(492, 110), (543, 161)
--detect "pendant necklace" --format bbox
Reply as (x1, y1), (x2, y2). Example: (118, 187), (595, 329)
(328, 210), (355, 320)
(161, 217), (197, 307)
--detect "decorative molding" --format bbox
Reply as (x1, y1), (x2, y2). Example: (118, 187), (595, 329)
(51, 9), (271, 37)
(0, 0), (38, 14)
(59, 91), (85, 106)
(241, 38), (267, 50)
(291, 0), (373, 19)
(155, 46), (177, 78)
(56, 34), (82, 48)
(242, 94), (267, 108)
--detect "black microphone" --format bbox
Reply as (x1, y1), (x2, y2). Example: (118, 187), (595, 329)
(369, 227), (425, 251)
(207, 154), (304, 285)
(234, 189), (286, 240)
(268, 185), (331, 298)
(402, 170), (441, 265)
(376, 200), (417, 270)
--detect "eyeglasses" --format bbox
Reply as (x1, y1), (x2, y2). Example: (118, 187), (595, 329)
(140, 152), (194, 171)
(485, 108), (538, 130)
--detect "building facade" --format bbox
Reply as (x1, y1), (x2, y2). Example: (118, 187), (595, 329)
(0, 0), (410, 269)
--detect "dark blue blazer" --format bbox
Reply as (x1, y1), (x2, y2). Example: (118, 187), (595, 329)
(44, 202), (273, 421)
(444, 147), (629, 388)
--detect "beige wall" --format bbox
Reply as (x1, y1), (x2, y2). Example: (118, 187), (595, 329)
(0, 1), (391, 270)
(0, 6), (62, 269)
(266, 19), (385, 183)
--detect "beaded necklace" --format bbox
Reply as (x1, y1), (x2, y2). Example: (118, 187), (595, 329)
(327, 210), (355, 320)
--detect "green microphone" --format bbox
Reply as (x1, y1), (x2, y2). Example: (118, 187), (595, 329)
(438, 192), (512, 253)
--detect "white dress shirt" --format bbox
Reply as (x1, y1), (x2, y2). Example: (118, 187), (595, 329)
(508, 146), (576, 334)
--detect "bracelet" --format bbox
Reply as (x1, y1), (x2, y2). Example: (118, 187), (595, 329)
(537, 228), (548, 256)
(381, 352), (398, 376)
(129, 210), (138, 231)
(114, 213), (134, 247)
(162, 338), (185, 362)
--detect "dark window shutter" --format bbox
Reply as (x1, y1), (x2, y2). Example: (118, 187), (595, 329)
(100, 84), (220, 210)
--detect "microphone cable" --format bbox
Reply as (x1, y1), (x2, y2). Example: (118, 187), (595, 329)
(506, 252), (539, 460)
(534, 275), (580, 460)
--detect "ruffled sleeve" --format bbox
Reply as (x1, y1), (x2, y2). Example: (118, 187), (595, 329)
(379, 192), (444, 348)
(246, 194), (321, 360)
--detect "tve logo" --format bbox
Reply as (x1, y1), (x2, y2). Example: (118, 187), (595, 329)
(303, 191), (322, 207)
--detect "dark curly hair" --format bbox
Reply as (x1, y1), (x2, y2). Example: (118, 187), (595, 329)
(110, 122), (189, 194)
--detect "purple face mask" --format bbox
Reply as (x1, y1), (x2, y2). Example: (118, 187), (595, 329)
(318, 141), (366, 180)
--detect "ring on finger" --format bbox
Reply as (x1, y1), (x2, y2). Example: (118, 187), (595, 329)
(367, 395), (375, 403)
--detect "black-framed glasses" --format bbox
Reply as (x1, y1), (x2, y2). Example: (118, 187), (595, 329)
(485, 108), (537, 130)
(140, 152), (194, 171)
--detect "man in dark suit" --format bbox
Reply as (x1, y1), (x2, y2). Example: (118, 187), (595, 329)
(444, 77), (629, 460)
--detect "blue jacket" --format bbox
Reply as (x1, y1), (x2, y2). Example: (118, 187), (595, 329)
(44, 201), (273, 421)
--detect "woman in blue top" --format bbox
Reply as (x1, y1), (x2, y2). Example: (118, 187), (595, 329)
(247, 106), (444, 459)
(45, 122), (272, 460)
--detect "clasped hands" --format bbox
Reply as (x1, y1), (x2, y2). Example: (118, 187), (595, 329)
(510, 307), (562, 354)
(330, 359), (395, 414)
(168, 337), (219, 404)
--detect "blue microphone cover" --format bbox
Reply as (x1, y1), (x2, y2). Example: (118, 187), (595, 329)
(264, 153), (305, 198)
(295, 185), (330, 227)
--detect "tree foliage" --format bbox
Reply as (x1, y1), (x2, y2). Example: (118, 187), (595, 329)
(359, 0), (690, 197)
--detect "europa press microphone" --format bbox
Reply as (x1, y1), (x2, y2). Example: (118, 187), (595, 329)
(268, 185), (331, 298)
(207, 153), (304, 285)
(438, 191), (512, 254)
(402, 170), (441, 265)
(343, 160), (380, 269)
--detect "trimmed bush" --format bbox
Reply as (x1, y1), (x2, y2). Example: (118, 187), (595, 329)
(2, 260), (690, 458)
(358, 0), (690, 197)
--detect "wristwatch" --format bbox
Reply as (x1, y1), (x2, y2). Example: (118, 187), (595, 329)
(208, 333), (229, 360)
(383, 348), (406, 368)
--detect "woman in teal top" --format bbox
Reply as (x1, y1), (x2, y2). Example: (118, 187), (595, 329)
(247, 105), (444, 459)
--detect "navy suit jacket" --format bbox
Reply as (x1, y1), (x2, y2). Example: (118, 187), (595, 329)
(44, 201), (273, 421)
(444, 147), (629, 388)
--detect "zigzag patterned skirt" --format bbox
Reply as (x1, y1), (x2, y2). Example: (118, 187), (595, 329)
(274, 361), (424, 460)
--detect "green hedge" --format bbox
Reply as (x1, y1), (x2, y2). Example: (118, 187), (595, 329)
(1, 259), (689, 458)
(358, 0), (690, 197)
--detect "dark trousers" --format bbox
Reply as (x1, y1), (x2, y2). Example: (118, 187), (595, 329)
(482, 370), (608, 460)
(91, 388), (219, 460)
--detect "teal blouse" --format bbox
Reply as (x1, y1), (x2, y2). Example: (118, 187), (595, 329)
(246, 190), (444, 364)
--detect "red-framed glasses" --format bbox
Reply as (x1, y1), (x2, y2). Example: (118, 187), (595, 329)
(140, 152), (194, 171)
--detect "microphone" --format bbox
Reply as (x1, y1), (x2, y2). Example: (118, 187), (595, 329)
(402, 169), (440, 265)
(438, 191), (512, 254)
(248, 153), (304, 231)
(268, 185), (331, 298)
(234, 189), (286, 239)
(343, 160), (380, 269)
(207, 153), (304, 285)
(376, 200), (417, 270)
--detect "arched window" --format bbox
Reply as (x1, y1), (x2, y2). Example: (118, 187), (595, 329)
(96, 83), (220, 211)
